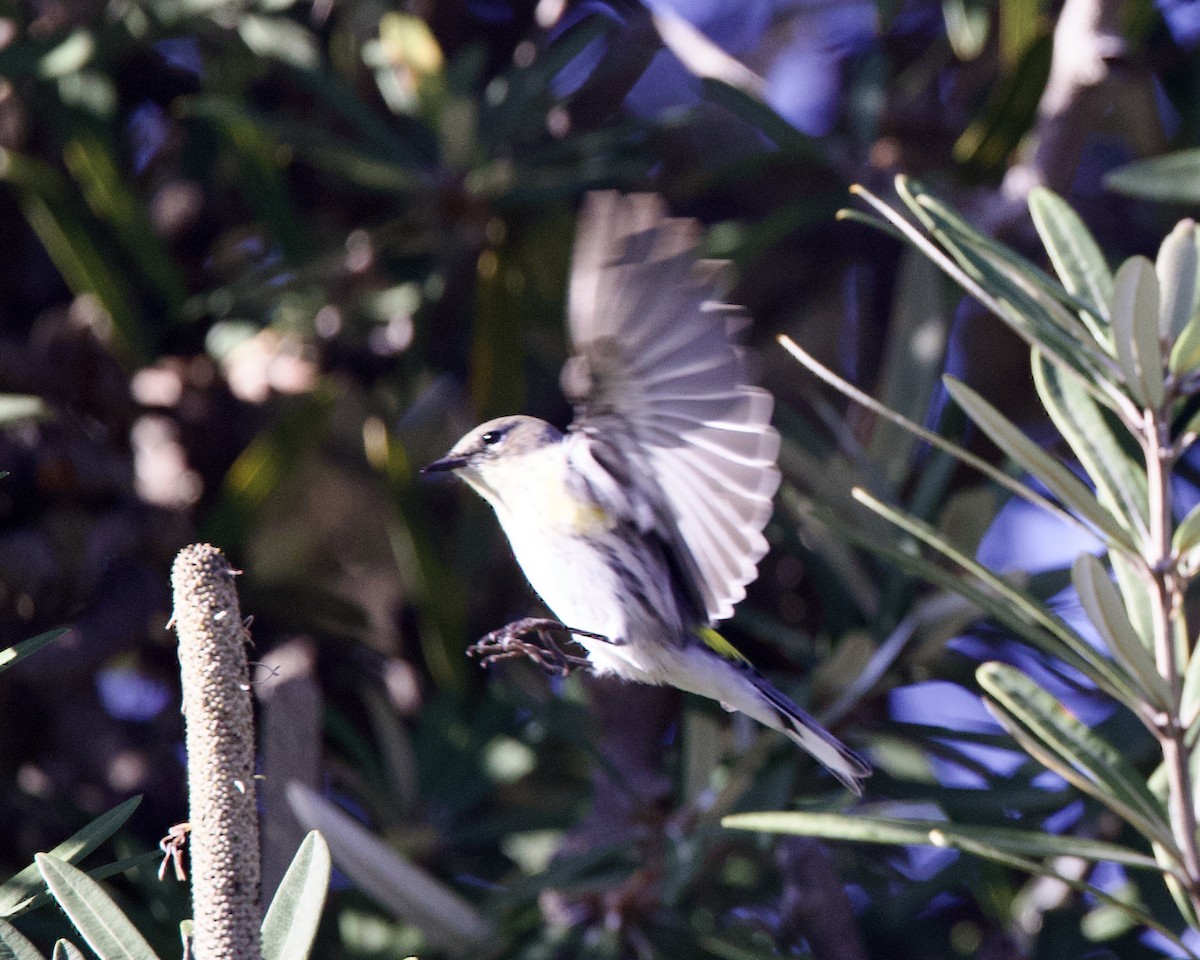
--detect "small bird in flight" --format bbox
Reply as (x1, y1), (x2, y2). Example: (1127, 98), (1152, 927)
(424, 192), (869, 794)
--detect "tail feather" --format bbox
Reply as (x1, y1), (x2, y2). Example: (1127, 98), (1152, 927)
(751, 672), (871, 796)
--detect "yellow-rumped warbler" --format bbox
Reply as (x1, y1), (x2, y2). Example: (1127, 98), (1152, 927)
(424, 192), (869, 794)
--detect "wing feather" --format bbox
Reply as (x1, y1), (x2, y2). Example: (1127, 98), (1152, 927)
(564, 192), (780, 623)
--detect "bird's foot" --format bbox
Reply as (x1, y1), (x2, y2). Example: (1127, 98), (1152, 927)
(468, 617), (610, 677)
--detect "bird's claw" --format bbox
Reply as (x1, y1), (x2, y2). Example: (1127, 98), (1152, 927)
(468, 617), (607, 677)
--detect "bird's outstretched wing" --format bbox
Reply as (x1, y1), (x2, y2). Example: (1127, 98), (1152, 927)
(561, 192), (780, 624)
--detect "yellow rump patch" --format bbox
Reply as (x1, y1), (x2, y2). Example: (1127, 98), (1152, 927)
(696, 626), (750, 663)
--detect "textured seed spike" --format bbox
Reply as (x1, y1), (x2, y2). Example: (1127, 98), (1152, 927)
(171, 543), (263, 960)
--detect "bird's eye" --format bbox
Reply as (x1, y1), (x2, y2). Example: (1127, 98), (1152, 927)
(481, 431), (501, 446)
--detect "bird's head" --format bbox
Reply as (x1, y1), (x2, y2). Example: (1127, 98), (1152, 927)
(422, 415), (564, 503)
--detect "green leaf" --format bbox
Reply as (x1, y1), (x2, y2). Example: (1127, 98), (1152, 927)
(1170, 315), (1200, 377)
(913, 188), (1105, 364)
(869, 249), (951, 479)
(261, 832), (331, 960)
(286, 783), (493, 951)
(952, 33), (1051, 173)
(781, 335), (1115, 546)
(0, 169), (146, 357)
(1157, 219), (1198, 343)
(1070, 554), (1170, 708)
(1106, 149), (1200, 204)
(726, 810), (1197, 957)
(850, 488), (1140, 703)
(976, 662), (1174, 850)
(51, 941), (86, 960)
(856, 182), (1127, 415)
(0, 918), (47, 960)
(1028, 186), (1113, 338)
(1174, 502), (1200, 560)
(1181, 640), (1200, 744)
(1032, 352), (1147, 544)
(700, 78), (817, 154)
(61, 137), (188, 314)
(1112, 257), (1164, 408)
(0, 628), (67, 673)
(34, 855), (158, 960)
(0, 796), (142, 916)
(944, 376), (1135, 551)
(721, 811), (1162, 869)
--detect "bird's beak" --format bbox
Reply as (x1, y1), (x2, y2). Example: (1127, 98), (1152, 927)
(420, 453), (468, 476)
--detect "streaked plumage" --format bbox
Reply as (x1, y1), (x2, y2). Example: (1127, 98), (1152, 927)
(425, 193), (869, 794)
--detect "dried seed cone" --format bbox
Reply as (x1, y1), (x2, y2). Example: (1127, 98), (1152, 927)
(171, 543), (262, 960)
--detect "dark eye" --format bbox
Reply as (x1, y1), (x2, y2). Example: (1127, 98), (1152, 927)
(481, 431), (502, 446)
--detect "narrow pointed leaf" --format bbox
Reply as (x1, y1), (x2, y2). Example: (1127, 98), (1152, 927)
(977, 662), (1173, 846)
(0, 796), (142, 916)
(1157, 219), (1198, 342)
(0, 628), (68, 673)
(944, 377), (1135, 550)
(780, 335), (1104, 542)
(1071, 554), (1170, 707)
(1182, 645), (1200, 743)
(35, 855), (158, 960)
(907, 182), (1113, 368)
(0, 919), (46, 960)
(51, 942), (86, 960)
(12, 851), (163, 919)
(721, 811), (1161, 869)
(1106, 149), (1200, 204)
(1177, 501), (1200, 555)
(286, 783), (493, 950)
(1170, 313), (1200, 376)
(1112, 257), (1164, 408)
(1029, 186), (1113, 328)
(261, 832), (331, 960)
(851, 488), (1140, 702)
(864, 180), (1123, 411)
(1107, 552), (1156, 658)
(1032, 352), (1148, 544)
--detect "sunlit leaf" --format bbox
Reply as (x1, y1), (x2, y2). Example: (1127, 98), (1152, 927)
(850, 488), (1139, 702)
(286, 783), (492, 950)
(1071, 554), (1169, 708)
(262, 832), (331, 960)
(1111, 257), (1164, 408)
(1028, 186), (1112, 337)
(977, 662), (1174, 850)
(0, 797), (142, 917)
(0, 628), (67, 673)
(1106, 150), (1200, 204)
(944, 377), (1135, 551)
(1031, 353), (1147, 545)
(721, 811), (1162, 869)
(1157, 219), (1198, 343)
(35, 855), (158, 960)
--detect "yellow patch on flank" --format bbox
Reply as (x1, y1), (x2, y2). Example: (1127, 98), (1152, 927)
(696, 626), (750, 663)
(546, 486), (612, 533)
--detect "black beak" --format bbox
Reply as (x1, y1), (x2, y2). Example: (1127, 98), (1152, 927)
(420, 453), (467, 476)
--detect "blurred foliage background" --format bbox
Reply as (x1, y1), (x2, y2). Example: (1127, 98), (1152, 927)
(0, 0), (1198, 956)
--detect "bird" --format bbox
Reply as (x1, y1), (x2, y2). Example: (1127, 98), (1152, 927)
(423, 191), (869, 794)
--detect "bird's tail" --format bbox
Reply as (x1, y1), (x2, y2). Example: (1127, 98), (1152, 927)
(749, 671), (871, 796)
(688, 628), (870, 795)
